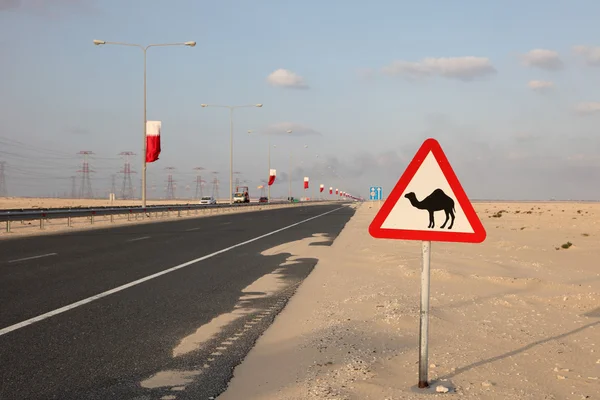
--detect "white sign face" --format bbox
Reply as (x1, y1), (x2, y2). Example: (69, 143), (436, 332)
(380, 152), (475, 233)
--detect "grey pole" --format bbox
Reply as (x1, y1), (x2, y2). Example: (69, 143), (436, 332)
(288, 151), (292, 200)
(229, 107), (234, 205)
(268, 133), (271, 202)
(142, 47), (147, 208)
(418, 240), (432, 388)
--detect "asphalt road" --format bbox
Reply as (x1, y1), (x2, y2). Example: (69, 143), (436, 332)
(0, 203), (355, 400)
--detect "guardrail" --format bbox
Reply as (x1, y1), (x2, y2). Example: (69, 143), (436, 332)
(0, 200), (330, 233)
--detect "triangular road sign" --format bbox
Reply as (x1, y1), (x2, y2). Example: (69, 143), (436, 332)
(369, 138), (486, 243)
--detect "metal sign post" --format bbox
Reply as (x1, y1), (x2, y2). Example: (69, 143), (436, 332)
(418, 240), (432, 388)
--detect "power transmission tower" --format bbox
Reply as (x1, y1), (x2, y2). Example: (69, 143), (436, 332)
(70, 176), (77, 198)
(193, 167), (205, 199)
(0, 161), (7, 197)
(77, 151), (94, 199)
(119, 152), (136, 199)
(165, 167), (176, 200)
(211, 171), (219, 199)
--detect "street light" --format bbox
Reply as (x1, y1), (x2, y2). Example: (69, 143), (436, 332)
(274, 139), (306, 201)
(201, 104), (263, 204)
(93, 39), (196, 208)
(249, 128), (291, 202)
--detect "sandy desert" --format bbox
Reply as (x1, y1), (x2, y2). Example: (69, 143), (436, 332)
(217, 201), (600, 400)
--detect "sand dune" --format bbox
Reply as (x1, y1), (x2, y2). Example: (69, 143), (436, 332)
(218, 201), (600, 400)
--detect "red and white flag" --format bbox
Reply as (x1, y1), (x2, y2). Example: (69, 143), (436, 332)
(335, 188), (338, 195)
(329, 187), (333, 194)
(268, 169), (276, 186)
(146, 121), (161, 163)
(319, 184), (324, 193)
(303, 177), (309, 189)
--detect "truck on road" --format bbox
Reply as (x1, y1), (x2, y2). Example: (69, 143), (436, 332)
(233, 186), (250, 203)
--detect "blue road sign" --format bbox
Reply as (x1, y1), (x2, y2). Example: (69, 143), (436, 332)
(369, 186), (383, 201)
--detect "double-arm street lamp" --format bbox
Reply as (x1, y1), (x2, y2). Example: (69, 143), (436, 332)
(93, 39), (196, 208)
(273, 142), (308, 200)
(200, 104), (263, 204)
(248, 128), (291, 202)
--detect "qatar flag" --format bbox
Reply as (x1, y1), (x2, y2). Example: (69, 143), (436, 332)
(146, 120), (161, 163)
(329, 187), (333, 195)
(319, 184), (324, 193)
(335, 188), (338, 195)
(303, 177), (309, 189)
(268, 169), (276, 186)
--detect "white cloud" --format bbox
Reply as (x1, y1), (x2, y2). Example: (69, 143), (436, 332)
(382, 56), (496, 81)
(521, 49), (563, 70)
(266, 69), (309, 89)
(573, 45), (600, 66)
(574, 102), (600, 115)
(265, 122), (321, 136)
(527, 80), (554, 91)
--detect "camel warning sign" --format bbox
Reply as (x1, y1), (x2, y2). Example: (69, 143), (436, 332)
(369, 138), (486, 243)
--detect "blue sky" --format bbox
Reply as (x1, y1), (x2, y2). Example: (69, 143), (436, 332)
(2, 0), (600, 200)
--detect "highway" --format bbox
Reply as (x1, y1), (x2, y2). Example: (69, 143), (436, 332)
(0, 203), (355, 400)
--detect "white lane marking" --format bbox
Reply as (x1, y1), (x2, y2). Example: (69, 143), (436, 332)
(0, 207), (343, 337)
(127, 236), (151, 242)
(8, 253), (58, 263)
(185, 227), (201, 232)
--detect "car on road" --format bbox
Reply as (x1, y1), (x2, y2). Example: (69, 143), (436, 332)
(199, 196), (216, 205)
(233, 191), (250, 203)
(259, 197), (268, 203)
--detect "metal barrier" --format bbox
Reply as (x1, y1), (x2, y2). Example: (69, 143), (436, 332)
(0, 200), (331, 233)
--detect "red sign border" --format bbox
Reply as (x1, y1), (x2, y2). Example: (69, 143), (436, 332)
(368, 138), (486, 243)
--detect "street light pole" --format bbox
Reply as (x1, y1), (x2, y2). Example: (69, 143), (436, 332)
(288, 150), (292, 200)
(93, 39), (196, 208)
(268, 132), (271, 202)
(230, 107), (234, 205)
(201, 104), (263, 204)
(249, 128), (290, 203)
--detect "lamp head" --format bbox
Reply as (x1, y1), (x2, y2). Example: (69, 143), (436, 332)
(93, 40), (106, 46)
(185, 41), (197, 47)
(286, 129), (292, 134)
(255, 104), (263, 108)
(201, 104), (208, 107)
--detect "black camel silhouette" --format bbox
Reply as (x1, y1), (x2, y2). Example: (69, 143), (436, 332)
(404, 188), (455, 229)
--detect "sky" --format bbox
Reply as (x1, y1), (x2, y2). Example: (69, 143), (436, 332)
(2, 0), (600, 200)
